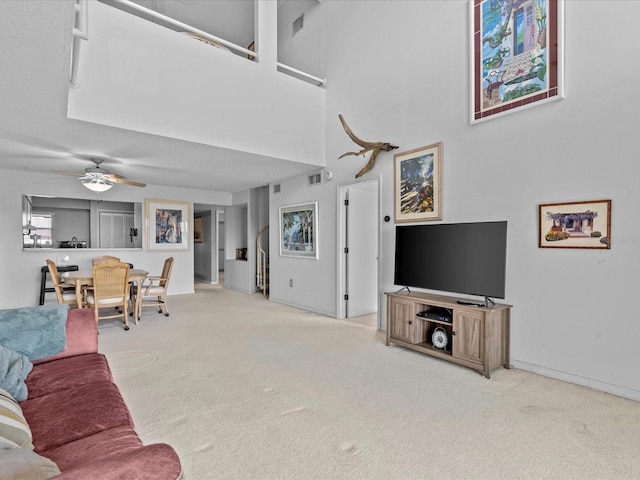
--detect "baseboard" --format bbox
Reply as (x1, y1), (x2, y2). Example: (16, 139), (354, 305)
(223, 284), (253, 295)
(268, 296), (335, 318)
(511, 359), (640, 402)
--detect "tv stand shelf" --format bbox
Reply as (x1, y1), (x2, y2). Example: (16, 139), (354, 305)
(385, 291), (512, 379)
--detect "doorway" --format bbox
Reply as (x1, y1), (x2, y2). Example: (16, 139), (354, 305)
(194, 211), (213, 283)
(337, 178), (380, 326)
(193, 205), (225, 285)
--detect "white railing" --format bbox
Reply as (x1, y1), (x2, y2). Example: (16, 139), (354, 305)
(256, 225), (269, 296)
(278, 63), (325, 87)
(113, 0), (257, 59)
(70, 0), (88, 88)
(110, 0), (325, 87)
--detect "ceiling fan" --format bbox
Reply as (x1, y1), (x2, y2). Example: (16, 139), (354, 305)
(53, 158), (146, 192)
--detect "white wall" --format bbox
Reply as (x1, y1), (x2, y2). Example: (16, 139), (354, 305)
(269, 1), (640, 401)
(0, 169), (230, 309)
(224, 190), (251, 293)
(68, 1), (326, 168)
(277, 0), (323, 79)
(269, 171), (336, 317)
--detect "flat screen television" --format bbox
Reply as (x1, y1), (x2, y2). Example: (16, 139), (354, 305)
(394, 221), (507, 302)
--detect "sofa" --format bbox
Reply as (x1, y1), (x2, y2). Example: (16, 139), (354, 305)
(0, 306), (182, 479)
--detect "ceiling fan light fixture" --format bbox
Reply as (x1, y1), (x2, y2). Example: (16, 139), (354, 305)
(82, 177), (113, 192)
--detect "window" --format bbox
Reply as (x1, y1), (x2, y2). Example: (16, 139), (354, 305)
(28, 214), (53, 247)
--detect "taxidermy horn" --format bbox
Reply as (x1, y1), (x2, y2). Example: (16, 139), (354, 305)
(338, 114), (398, 178)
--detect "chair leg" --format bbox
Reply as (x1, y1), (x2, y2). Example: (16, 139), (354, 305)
(123, 302), (129, 331)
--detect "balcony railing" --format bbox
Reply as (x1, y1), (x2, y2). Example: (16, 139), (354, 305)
(101, 0), (325, 87)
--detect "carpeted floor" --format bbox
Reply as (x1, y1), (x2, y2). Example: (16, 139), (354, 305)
(97, 283), (640, 480)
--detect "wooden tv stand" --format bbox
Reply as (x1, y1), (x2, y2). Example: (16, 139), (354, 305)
(385, 291), (512, 379)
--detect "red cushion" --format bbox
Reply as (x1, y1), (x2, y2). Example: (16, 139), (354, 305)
(21, 382), (134, 453)
(26, 353), (113, 399)
(32, 308), (97, 365)
(42, 425), (142, 472)
(52, 443), (182, 480)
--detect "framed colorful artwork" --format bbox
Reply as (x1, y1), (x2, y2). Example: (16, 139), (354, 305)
(279, 202), (318, 258)
(145, 198), (191, 251)
(538, 200), (611, 249)
(470, 0), (564, 123)
(194, 216), (203, 243)
(394, 142), (443, 223)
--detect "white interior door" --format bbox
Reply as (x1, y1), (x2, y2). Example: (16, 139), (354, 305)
(346, 182), (378, 317)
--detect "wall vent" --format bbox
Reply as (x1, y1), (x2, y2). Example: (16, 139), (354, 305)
(293, 13), (304, 36)
(273, 184), (281, 193)
(307, 173), (322, 186)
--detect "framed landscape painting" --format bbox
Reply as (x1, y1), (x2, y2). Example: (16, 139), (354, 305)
(538, 200), (611, 249)
(394, 143), (443, 223)
(470, 0), (564, 123)
(145, 198), (191, 251)
(279, 202), (318, 258)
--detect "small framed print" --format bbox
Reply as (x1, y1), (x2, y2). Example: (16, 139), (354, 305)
(194, 216), (203, 243)
(145, 198), (191, 251)
(538, 200), (611, 249)
(394, 142), (443, 223)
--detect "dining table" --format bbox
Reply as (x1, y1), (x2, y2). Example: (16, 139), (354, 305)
(62, 268), (149, 323)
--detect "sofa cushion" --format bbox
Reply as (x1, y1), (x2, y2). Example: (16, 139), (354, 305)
(42, 425), (142, 472)
(21, 382), (134, 453)
(52, 443), (182, 480)
(32, 309), (97, 365)
(0, 441), (60, 479)
(0, 388), (33, 449)
(26, 353), (113, 399)
(0, 344), (33, 401)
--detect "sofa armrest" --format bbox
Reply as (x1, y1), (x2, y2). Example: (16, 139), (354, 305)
(52, 444), (182, 480)
(32, 309), (97, 365)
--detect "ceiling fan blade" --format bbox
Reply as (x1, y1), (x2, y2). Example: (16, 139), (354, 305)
(108, 176), (147, 188)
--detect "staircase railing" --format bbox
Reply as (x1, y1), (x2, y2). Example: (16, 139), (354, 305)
(256, 225), (269, 296)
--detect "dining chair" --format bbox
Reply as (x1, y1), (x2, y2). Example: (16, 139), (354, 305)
(88, 257), (131, 310)
(46, 259), (79, 308)
(92, 255), (121, 265)
(84, 260), (131, 330)
(139, 257), (174, 317)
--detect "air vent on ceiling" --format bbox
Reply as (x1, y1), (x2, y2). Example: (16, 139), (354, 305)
(308, 173), (322, 186)
(293, 13), (304, 36)
(273, 184), (281, 193)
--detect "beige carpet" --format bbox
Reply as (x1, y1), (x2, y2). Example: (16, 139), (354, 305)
(97, 283), (640, 480)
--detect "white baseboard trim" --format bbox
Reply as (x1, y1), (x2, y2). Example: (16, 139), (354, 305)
(268, 296), (335, 318)
(511, 359), (640, 402)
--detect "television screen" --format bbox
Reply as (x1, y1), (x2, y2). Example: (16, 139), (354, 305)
(394, 221), (507, 299)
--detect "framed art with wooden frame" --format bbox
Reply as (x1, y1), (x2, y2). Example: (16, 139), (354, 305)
(538, 200), (611, 249)
(194, 216), (203, 244)
(394, 142), (443, 223)
(145, 198), (191, 251)
(470, 0), (564, 124)
(279, 202), (318, 258)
